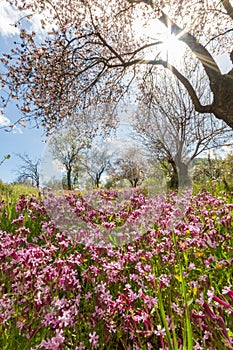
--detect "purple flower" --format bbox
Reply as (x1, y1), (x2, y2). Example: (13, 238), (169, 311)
(154, 325), (165, 336)
(89, 331), (99, 349)
(40, 329), (64, 349)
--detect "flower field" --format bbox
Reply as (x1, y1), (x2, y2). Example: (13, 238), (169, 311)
(0, 188), (233, 349)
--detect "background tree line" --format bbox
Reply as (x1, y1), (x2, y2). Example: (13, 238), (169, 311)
(10, 144), (233, 192)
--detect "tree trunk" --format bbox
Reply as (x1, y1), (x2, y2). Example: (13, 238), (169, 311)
(211, 69), (233, 129)
(169, 165), (179, 190)
(67, 168), (72, 190)
(168, 160), (190, 190)
(95, 175), (100, 188)
(178, 162), (191, 189)
(36, 178), (40, 189)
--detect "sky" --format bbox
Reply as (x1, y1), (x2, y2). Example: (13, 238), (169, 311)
(0, 1), (47, 183)
(0, 1), (232, 184)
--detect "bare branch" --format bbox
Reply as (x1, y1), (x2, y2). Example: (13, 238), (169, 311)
(125, 58), (213, 114)
(205, 28), (233, 47)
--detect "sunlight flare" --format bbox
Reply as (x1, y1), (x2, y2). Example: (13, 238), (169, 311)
(160, 29), (187, 62)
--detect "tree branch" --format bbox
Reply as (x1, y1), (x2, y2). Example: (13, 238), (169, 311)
(125, 58), (213, 113)
(221, 0), (233, 19)
(204, 28), (233, 47)
(96, 32), (126, 65)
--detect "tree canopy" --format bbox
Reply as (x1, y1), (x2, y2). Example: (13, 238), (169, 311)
(0, 0), (232, 131)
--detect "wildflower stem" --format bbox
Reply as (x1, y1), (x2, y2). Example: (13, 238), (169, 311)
(172, 229), (193, 350)
(158, 290), (174, 350)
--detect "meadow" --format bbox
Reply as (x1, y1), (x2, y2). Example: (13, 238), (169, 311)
(0, 185), (232, 349)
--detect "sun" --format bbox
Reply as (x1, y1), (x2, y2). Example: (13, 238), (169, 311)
(159, 32), (187, 63)
(133, 15), (187, 64)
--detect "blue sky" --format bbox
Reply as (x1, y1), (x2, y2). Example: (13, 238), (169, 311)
(0, 3), (49, 183)
(0, 1), (232, 184)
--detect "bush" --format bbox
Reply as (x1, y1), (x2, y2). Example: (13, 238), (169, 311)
(0, 179), (13, 198)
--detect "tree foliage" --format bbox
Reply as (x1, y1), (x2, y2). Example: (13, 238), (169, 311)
(192, 152), (233, 190)
(0, 0), (232, 132)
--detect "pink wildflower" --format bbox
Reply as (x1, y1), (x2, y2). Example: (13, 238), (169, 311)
(89, 331), (99, 349)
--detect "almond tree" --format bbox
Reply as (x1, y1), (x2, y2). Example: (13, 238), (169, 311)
(134, 55), (233, 189)
(0, 0), (232, 131)
(80, 145), (113, 188)
(109, 147), (148, 187)
(49, 127), (92, 190)
(192, 151), (233, 189)
(15, 153), (40, 188)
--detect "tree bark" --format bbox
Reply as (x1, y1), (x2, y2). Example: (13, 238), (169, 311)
(169, 160), (179, 190)
(211, 69), (233, 128)
(177, 161), (191, 188)
(67, 168), (72, 190)
(168, 160), (191, 190)
(95, 175), (100, 188)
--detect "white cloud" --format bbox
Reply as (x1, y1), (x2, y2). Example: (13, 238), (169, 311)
(219, 142), (233, 157)
(0, 1), (20, 37)
(12, 125), (23, 134)
(0, 110), (10, 126)
(29, 12), (57, 40)
(0, 109), (23, 133)
(0, 1), (57, 39)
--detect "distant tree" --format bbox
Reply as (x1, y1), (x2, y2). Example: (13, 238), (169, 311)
(80, 144), (113, 188)
(192, 152), (233, 190)
(109, 147), (148, 188)
(15, 153), (40, 188)
(41, 176), (63, 190)
(134, 59), (233, 189)
(49, 127), (92, 190)
(222, 153), (233, 189)
(192, 155), (221, 185)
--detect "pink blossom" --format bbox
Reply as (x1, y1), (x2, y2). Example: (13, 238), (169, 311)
(89, 331), (99, 349)
(40, 329), (65, 349)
